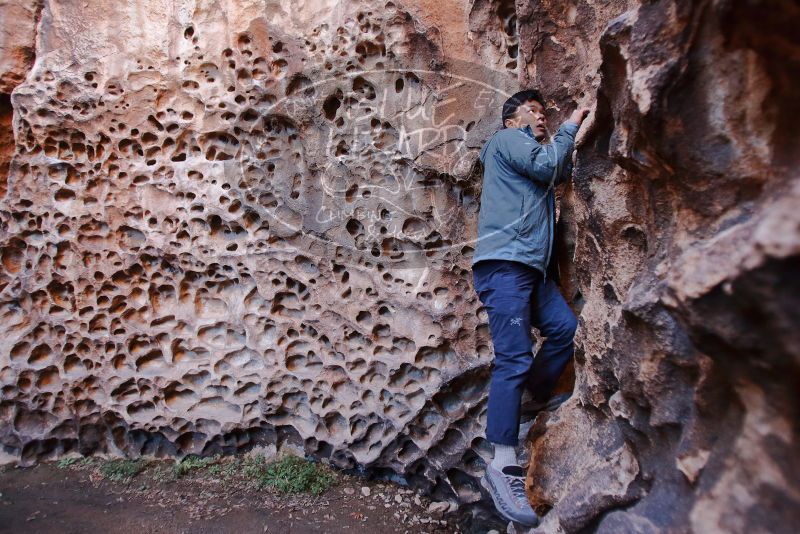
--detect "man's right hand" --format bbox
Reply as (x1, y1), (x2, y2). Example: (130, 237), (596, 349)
(568, 108), (590, 126)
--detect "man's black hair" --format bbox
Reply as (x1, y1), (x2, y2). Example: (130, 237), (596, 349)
(501, 89), (545, 128)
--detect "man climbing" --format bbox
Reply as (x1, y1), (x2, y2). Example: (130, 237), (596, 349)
(471, 89), (589, 526)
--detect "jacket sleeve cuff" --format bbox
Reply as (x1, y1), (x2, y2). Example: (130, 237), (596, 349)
(559, 121), (580, 137)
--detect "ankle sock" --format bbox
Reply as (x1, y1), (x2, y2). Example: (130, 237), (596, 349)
(491, 443), (517, 469)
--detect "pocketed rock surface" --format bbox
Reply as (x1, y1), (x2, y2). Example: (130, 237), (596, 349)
(0, 1), (797, 533)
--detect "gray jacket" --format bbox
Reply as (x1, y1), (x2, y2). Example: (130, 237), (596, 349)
(471, 121), (579, 279)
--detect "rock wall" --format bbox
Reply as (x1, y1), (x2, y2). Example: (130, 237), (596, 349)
(519, 1), (800, 532)
(0, 0), (798, 531)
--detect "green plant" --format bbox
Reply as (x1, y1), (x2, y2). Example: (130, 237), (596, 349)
(249, 455), (336, 496)
(57, 457), (79, 469)
(99, 459), (146, 482)
(173, 455), (220, 477)
(216, 458), (243, 480)
(242, 455), (267, 479)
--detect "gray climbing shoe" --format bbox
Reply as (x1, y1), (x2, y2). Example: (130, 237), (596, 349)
(521, 392), (572, 421)
(481, 463), (540, 527)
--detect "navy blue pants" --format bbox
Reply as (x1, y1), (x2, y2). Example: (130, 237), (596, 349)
(472, 259), (577, 446)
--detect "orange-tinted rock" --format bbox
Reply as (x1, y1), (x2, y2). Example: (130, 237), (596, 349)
(520, 1), (800, 532)
(0, 0), (41, 198)
(0, 1), (798, 531)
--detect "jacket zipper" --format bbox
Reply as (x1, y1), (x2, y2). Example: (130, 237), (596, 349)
(544, 189), (554, 282)
(522, 126), (557, 281)
(542, 145), (561, 282)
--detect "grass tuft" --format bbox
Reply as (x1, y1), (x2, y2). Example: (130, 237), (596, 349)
(91, 453), (337, 496)
(173, 455), (220, 477)
(56, 457), (93, 469)
(99, 459), (146, 482)
(57, 457), (79, 469)
(245, 455), (336, 495)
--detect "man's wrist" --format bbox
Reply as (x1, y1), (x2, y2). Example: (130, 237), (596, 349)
(561, 121), (580, 136)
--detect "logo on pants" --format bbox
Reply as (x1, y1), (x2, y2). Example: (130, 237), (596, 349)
(510, 317), (523, 326)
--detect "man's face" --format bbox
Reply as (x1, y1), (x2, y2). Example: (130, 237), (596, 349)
(505, 99), (547, 141)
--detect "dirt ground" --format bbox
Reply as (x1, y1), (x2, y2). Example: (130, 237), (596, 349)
(0, 454), (484, 534)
